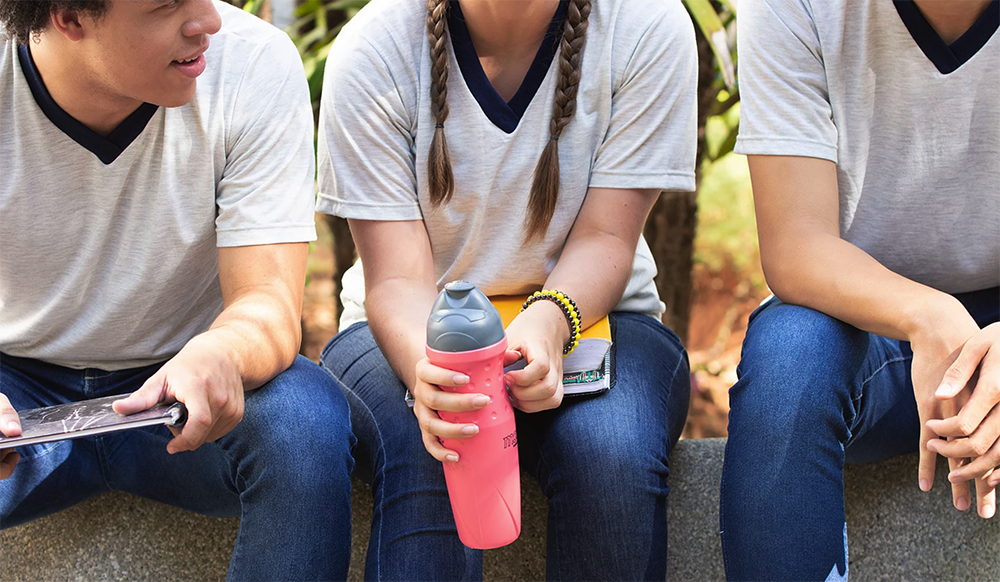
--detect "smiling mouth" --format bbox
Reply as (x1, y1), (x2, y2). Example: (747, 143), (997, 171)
(174, 56), (200, 64)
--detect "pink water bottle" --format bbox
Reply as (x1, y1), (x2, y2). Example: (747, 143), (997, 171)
(426, 280), (521, 549)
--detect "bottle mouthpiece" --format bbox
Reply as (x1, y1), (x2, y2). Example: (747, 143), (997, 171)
(427, 281), (505, 352)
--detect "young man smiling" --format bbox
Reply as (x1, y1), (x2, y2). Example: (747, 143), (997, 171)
(0, 1), (354, 579)
(721, 0), (998, 579)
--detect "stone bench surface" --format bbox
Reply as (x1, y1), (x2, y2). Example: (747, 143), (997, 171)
(2, 438), (997, 581)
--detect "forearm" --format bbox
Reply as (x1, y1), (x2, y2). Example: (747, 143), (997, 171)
(544, 230), (635, 330)
(750, 155), (976, 344)
(365, 276), (439, 390)
(763, 227), (975, 343)
(201, 287), (302, 391)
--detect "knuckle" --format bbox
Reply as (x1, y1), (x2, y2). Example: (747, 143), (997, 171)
(423, 392), (440, 411)
(943, 366), (966, 382)
(956, 419), (977, 437)
(189, 411), (213, 429)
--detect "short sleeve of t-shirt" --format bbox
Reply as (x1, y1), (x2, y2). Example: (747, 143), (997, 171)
(589, 0), (697, 192)
(215, 32), (318, 246)
(734, 0), (839, 162)
(315, 24), (421, 221)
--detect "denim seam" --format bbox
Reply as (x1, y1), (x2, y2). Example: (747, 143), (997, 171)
(319, 360), (386, 581)
(219, 444), (247, 577)
(95, 436), (117, 491)
(860, 355), (911, 389)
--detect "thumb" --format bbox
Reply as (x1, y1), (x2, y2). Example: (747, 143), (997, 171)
(113, 373), (167, 415)
(936, 338), (987, 399)
(503, 350), (523, 367)
(0, 394), (20, 437)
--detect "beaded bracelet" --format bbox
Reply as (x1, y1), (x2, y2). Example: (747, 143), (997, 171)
(521, 289), (582, 356)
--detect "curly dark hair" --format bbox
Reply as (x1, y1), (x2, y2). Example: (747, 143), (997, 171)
(0, 0), (109, 45)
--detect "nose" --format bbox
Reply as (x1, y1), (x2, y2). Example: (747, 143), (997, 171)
(182, 0), (223, 37)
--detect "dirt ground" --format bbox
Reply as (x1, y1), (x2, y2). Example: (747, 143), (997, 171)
(301, 216), (769, 439)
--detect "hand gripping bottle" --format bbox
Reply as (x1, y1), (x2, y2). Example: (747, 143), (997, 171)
(426, 280), (521, 549)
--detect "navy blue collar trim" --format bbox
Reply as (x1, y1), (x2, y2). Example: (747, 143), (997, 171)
(17, 43), (158, 165)
(449, 0), (568, 134)
(893, 0), (998, 75)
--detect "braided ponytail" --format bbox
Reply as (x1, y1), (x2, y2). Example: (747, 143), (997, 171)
(426, 0), (455, 205)
(525, 0), (591, 241)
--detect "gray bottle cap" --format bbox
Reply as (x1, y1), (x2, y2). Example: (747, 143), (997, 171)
(427, 281), (505, 352)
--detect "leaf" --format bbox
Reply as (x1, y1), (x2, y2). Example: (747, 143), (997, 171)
(683, 0), (736, 90)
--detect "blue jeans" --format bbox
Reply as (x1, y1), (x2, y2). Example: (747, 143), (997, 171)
(320, 312), (690, 581)
(0, 354), (356, 582)
(720, 287), (1000, 581)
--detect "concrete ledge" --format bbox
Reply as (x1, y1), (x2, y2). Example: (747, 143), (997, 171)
(3, 438), (998, 581)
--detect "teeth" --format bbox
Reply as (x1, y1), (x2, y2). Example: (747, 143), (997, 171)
(177, 56), (198, 63)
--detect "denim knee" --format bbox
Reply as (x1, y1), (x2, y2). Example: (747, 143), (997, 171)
(233, 356), (355, 484)
(729, 300), (869, 436)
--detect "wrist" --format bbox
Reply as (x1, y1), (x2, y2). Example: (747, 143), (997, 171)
(190, 329), (245, 377)
(524, 299), (573, 346)
(902, 292), (977, 347)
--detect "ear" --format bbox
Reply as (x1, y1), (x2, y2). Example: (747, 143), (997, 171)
(48, 7), (86, 42)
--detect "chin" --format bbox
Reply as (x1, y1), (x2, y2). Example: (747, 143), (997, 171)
(149, 83), (198, 109)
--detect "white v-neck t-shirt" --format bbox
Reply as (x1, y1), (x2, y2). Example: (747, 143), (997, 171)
(0, 2), (317, 370)
(317, 0), (698, 330)
(735, 0), (999, 293)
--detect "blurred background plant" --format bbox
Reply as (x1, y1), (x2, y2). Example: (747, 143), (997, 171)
(235, 0), (761, 438)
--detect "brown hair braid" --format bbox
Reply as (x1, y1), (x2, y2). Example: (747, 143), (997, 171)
(526, 0), (591, 241)
(424, 0), (592, 242)
(425, 0), (454, 205)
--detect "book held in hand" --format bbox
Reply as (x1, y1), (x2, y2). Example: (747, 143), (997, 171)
(492, 295), (614, 397)
(0, 394), (187, 449)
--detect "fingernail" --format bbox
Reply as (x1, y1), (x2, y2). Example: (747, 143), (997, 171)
(472, 395), (489, 407)
(935, 383), (953, 397)
(5, 421), (18, 433)
(919, 479), (930, 491)
(446, 454), (459, 462)
(462, 425), (479, 435)
(453, 374), (470, 385)
(957, 497), (971, 511)
(983, 504), (995, 518)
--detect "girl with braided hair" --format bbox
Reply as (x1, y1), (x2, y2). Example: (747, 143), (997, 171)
(317, 0), (696, 579)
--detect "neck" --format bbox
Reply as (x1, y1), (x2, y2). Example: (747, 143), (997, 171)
(459, 0), (561, 57)
(29, 34), (143, 136)
(912, 0), (994, 44)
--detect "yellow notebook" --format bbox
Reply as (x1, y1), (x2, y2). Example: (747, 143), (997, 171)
(490, 295), (613, 378)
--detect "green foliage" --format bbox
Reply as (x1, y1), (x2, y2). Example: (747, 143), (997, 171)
(683, 0), (739, 165)
(239, 0), (267, 16)
(290, 0), (370, 118)
(684, 2), (758, 282)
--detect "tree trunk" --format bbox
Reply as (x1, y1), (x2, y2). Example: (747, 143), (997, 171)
(327, 215), (356, 327)
(643, 22), (718, 343)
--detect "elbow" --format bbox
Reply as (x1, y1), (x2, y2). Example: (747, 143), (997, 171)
(758, 245), (808, 306)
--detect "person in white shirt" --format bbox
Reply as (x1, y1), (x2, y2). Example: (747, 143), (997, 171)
(0, 1), (354, 579)
(316, 0), (698, 579)
(722, 0), (999, 579)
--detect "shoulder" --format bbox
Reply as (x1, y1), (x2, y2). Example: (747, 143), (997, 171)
(589, 0), (695, 85)
(321, 0), (424, 110)
(206, 1), (302, 79)
(598, 0), (694, 44)
(593, 0), (695, 66)
(738, 0), (825, 32)
(194, 1), (306, 113)
(332, 0), (426, 70)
